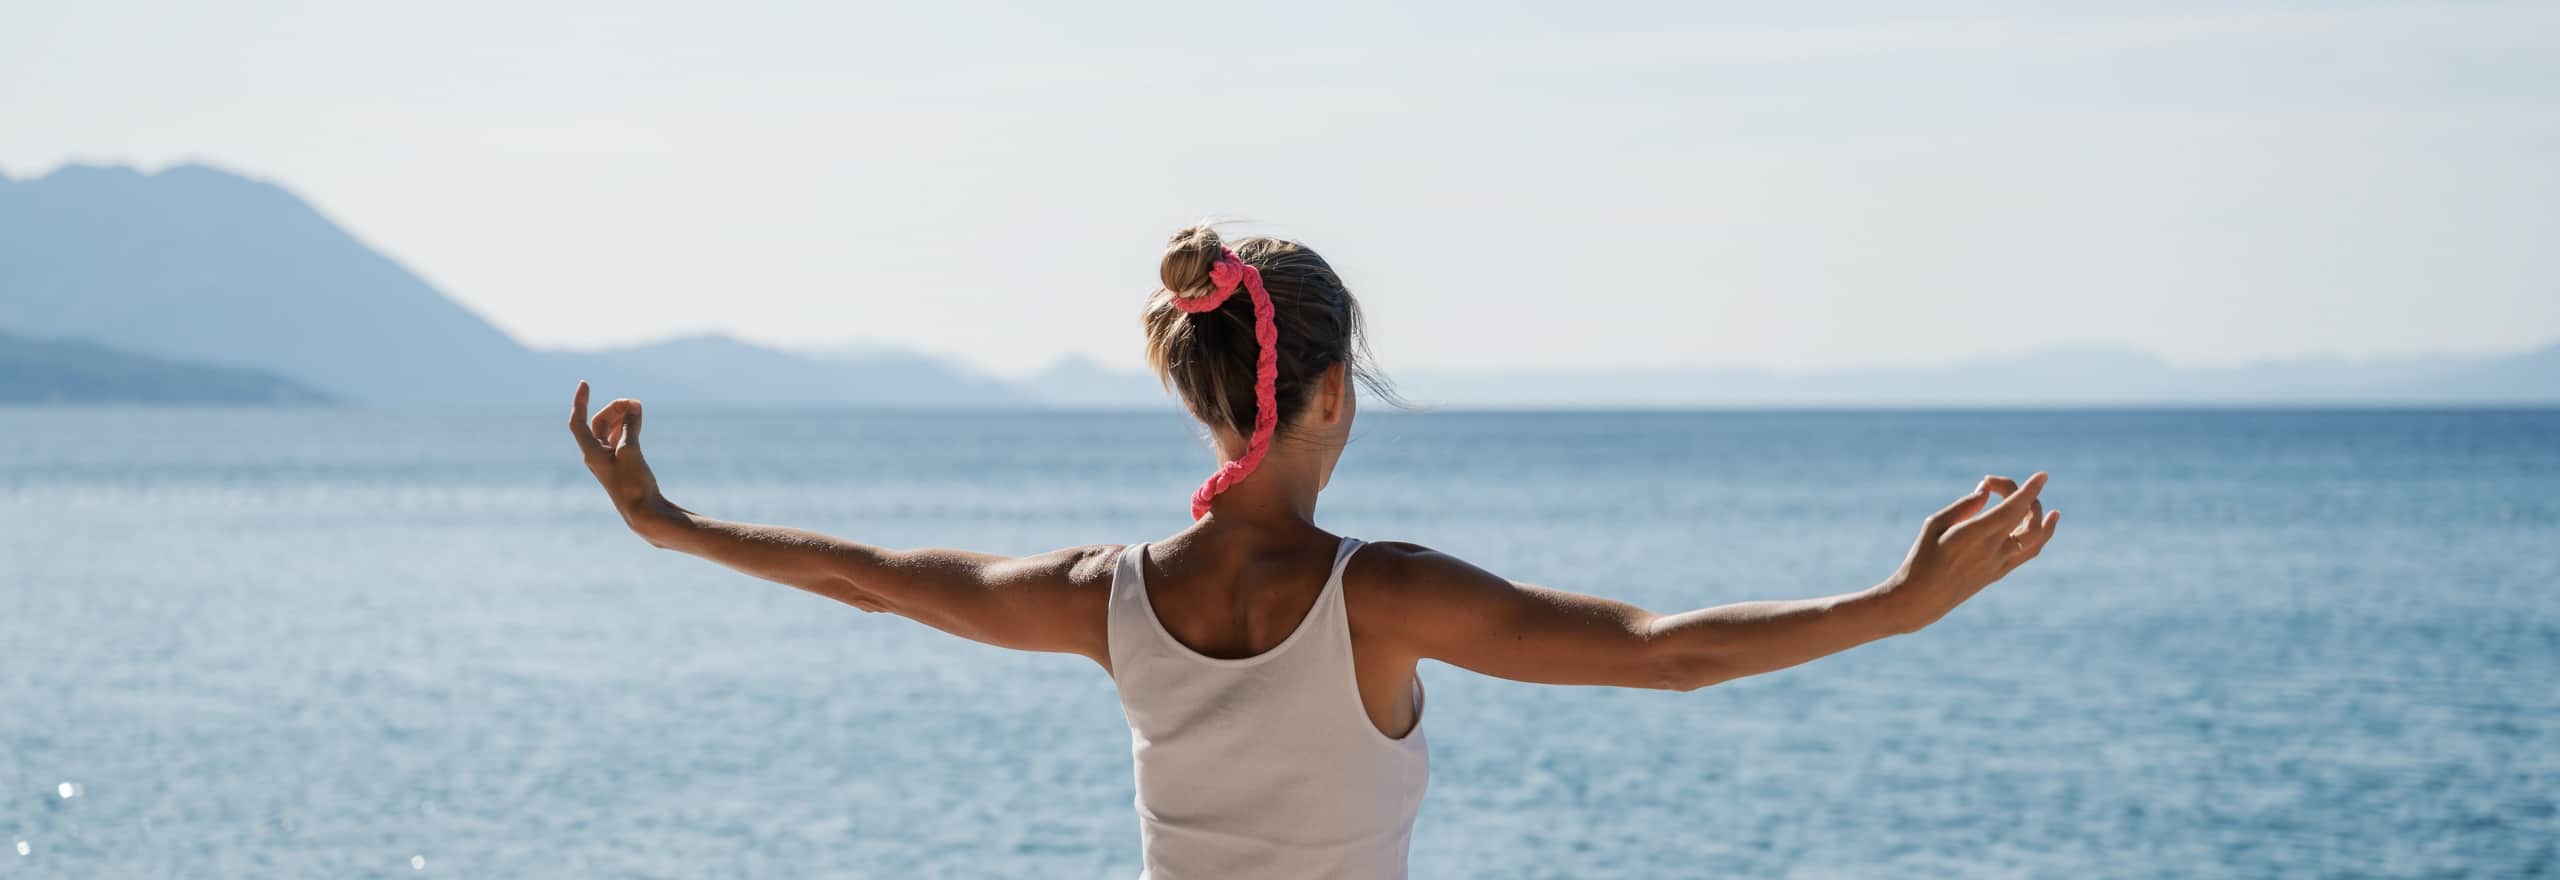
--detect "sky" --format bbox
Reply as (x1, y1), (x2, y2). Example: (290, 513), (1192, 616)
(5, 1), (2556, 377)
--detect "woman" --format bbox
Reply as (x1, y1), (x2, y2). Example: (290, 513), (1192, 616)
(568, 225), (2061, 879)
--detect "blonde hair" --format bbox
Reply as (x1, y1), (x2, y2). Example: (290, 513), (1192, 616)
(1142, 223), (1396, 439)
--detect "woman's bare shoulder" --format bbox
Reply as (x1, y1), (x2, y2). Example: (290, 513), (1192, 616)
(1345, 540), (1510, 605)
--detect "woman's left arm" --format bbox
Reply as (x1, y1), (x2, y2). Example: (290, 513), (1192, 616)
(569, 383), (1114, 661)
(1362, 474), (2060, 691)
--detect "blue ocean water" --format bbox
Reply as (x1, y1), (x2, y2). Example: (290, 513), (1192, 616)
(1, 407), (2554, 878)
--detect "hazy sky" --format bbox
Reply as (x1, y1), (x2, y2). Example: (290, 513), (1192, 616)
(6, 1), (2555, 375)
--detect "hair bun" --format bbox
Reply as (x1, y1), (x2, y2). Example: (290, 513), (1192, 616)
(1159, 223), (1225, 300)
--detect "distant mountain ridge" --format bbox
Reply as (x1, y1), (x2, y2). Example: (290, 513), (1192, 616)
(0, 328), (332, 404)
(0, 163), (1028, 407)
(1, 163), (534, 403)
(566, 332), (1032, 408)
(1388, 343), (2560, 408)
(0, 161), (2551, 408)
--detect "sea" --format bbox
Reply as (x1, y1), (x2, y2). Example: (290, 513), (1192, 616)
(1, 407), (2553, 878)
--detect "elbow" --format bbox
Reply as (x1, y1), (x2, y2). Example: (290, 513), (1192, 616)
(1659, 665), (1731, 693)
(1639, 617), (1731, 693)
(818, 573), (897, 614)
(1647, 645), (1732, 693)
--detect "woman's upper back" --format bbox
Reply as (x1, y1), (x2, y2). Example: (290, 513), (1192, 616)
(1105, 535), (1430, 880)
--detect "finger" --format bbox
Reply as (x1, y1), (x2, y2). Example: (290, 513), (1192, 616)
(619, 399), (643, 449)
(2008, 496), (2045, 539)
(593, 399), (633, 449)
(2004, 509), (2062, 570)
(1977, 474), (2022, 526)
(2027, 509), (2061, 552)
(1972, 471), (2048, 542)
(1922, 478), (1995, 539)
(569, 381), (605, 454)
(1980, 475), (2019, 499)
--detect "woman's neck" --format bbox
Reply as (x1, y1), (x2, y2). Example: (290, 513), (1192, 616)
(1192, 440), (1328, 532)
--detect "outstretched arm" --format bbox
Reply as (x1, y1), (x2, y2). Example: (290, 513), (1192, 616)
(568, 383), (1112, 661)
(1366, 475), (2060, 691)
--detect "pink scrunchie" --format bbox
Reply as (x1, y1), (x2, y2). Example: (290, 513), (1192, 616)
(1167, 248), (1279, 519)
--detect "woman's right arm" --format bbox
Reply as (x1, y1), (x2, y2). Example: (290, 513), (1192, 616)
(1362, 475), (2060, 691)
(569, 383), (1114, 661)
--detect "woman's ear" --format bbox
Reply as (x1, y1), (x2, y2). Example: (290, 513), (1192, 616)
(1317, 361), (1349, 425)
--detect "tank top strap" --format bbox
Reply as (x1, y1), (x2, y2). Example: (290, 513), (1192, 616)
(1107, 543), (1142, 614)
(1313, 535), (1364, 635)
(1115, 542), (1147, 600)
(1105, 543), (1149, 670)
(1326, 536), (1364, 589)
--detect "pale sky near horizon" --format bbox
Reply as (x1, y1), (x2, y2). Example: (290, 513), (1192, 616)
(6, 1), (2556, 376)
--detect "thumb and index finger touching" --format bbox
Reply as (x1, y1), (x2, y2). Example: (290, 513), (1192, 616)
(1979, 473), (2061, 558)
(1979, 472), (2049, 530)
(569, 381), (645, 455)
(592, 397), (644, 450)
(1925, 471), (2055, 541)
(1923, 479), (1995, 539)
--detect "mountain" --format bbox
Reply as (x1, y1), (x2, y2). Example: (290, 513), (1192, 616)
(1017, 354), (1177, 409)
(2401, 343), (2560, 402)
(0, 163), (539, 404)
(1390, 344), (2560, 408)
(561, 333), (1026, 408)
(0, 329), (332, 404)
(0, 162), (1019, 407)
(1, 161), (2551, 409)
(1034, 344), (2559, 409)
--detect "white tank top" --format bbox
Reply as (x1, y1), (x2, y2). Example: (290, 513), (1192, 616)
(1107, 538), (1431, 879)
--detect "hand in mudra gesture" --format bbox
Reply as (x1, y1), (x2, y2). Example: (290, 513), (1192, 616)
(1891, 472), (2061, 628)
(568, 381), (675, 519)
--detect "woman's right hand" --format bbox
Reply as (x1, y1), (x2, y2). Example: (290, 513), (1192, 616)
(568, 381), (676, 529)
(1886, 472), (2061, 631)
